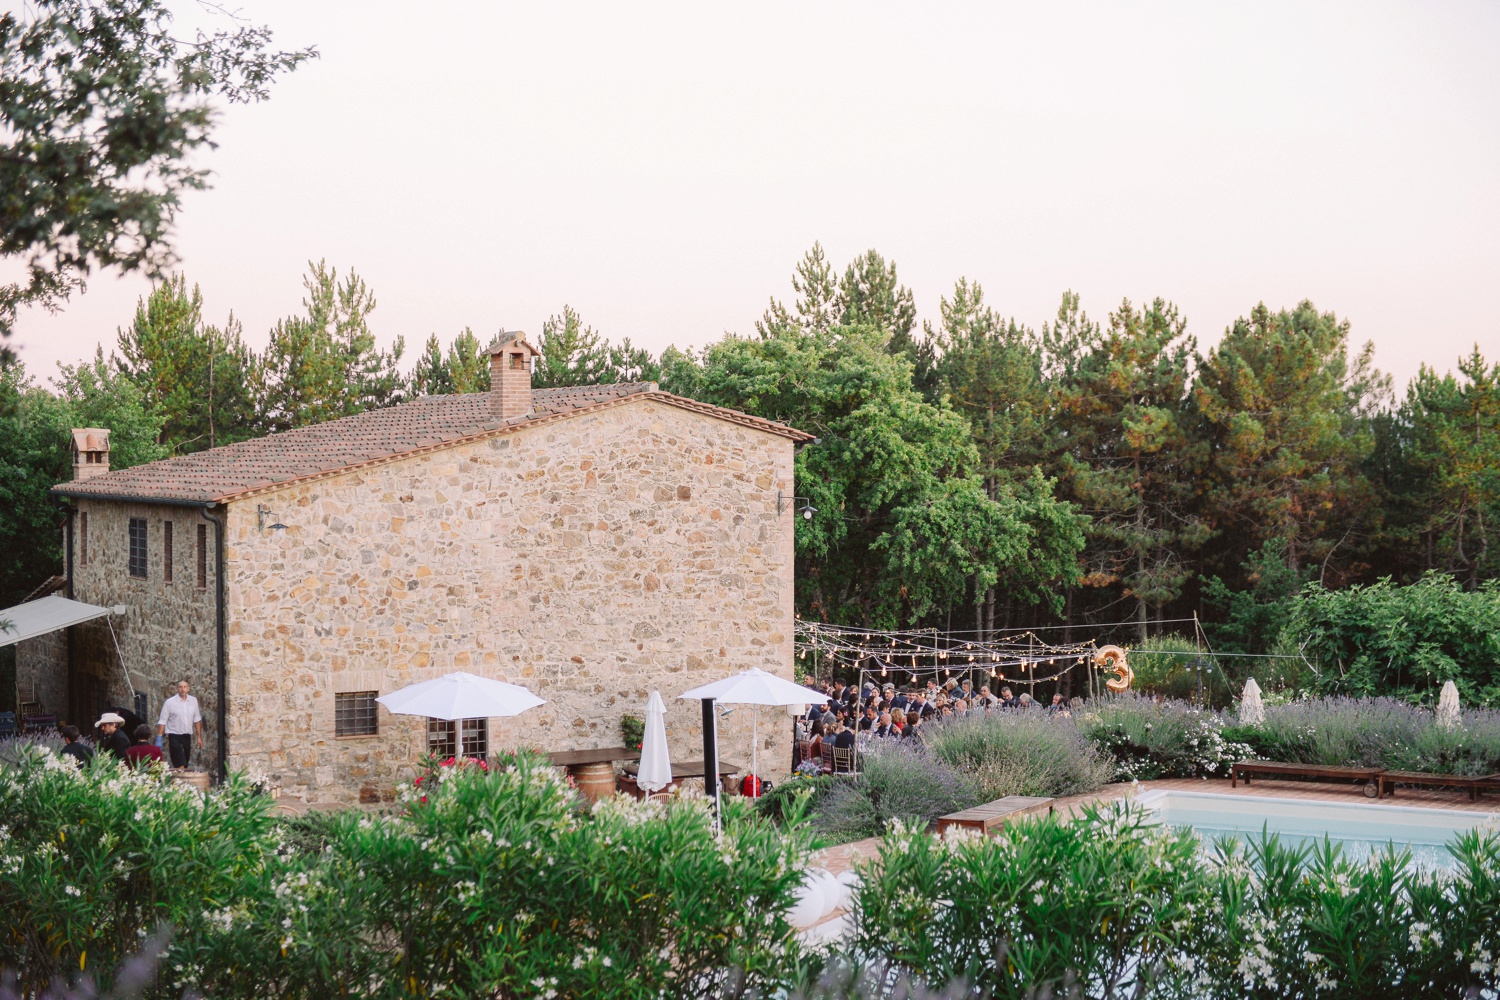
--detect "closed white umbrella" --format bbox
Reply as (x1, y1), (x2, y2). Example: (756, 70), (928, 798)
(377, 671), (544, 759)
(680, 668), (827, 789)
(1239, 678), (1266, 726)
(636, 691), (673, 795)
(1437, 680), (1461, 729)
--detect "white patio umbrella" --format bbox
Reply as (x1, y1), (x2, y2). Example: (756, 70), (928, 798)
(636, 691), (673, 795)
(377, 672), (544, 759)
(1436, 680), (1461, 729)
(1239, 678), (1266, 726)
(679, 668), (828, 785)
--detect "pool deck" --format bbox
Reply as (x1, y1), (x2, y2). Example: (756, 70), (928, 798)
(811, 775), (1500, 876)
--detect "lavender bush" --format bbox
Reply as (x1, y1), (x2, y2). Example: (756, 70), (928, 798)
(922, 710), (1115, 799)
(1224, 696), (1500, 776)
(1076, 694), (1252, 780)
(813, 741), (979, 841)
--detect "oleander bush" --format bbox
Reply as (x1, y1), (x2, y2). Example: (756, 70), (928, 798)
(1077, 694), (1252, 780)
(0, 747), (819, 999)
(922, 710), (1115, 799)
(850, 803), (1500, 999)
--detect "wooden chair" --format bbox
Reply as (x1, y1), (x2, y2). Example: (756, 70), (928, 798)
(795, 740), (813, 767)
(820, 743), (835, 775)
(832, 746), (856, 775)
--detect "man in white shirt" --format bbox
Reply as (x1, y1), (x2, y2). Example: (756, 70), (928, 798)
(156, 680), (203, 769)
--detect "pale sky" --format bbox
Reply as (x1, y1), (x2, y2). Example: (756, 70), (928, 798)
(10, 1), (1500, 391)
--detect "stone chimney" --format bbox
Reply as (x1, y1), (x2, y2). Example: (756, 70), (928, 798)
(71, 428), (111, 481)
(488, 331), (540, 420)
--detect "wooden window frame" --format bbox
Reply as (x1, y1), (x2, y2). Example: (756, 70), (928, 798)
(163, 520), (174, 583)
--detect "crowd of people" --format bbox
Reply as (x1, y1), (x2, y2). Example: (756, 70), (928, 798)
(793, 675), (1070, 772)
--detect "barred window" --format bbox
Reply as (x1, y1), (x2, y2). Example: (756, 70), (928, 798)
(427, 718), (487, 760)
(335, 691), (378, 737)
(128, 518), (148, 579)
(196, 524), (208, 588)
(80, 511), (88, 565)
(163, 521), (174, 583)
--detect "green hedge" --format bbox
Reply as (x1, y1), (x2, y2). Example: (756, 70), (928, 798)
(5, 739), (1499, 998)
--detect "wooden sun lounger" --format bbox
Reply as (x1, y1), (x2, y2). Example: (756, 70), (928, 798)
(1378, 770), (1500, 802)
(937, 796), (1054, 837)
(1230, 760), (1382, 798)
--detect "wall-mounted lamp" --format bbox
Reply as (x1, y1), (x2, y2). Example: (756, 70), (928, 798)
(256, 505), (289, 532)
(777, 489), (817, 520)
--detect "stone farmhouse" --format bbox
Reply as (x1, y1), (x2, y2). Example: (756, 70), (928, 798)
(21, 333), (812, 803)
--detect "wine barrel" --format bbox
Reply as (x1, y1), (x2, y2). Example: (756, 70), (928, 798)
(172, 769), (211, 794)
(574, 761), (617, 802)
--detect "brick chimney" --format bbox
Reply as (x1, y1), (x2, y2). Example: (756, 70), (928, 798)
(71, 428), (111, 481)
(488, 331), (540, 420)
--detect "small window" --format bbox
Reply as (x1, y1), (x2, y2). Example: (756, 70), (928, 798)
(335, 691), (379, 737)
(163, 520), (174, 583)
(196, 524), (207, 588)
(427, 718), (487, 760)
(509, 351), (526, 370)
(79, 511), (88, 566)
(128, 518), (148, 579)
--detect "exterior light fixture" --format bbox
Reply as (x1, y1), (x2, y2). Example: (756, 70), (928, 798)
(777, 489), (817, 519)
(257, 505), (289, 532)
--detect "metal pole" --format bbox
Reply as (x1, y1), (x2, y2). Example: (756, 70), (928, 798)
(701, 697), (719, 824)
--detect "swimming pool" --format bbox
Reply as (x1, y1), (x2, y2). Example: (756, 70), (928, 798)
(1134, 789), (1499, 870)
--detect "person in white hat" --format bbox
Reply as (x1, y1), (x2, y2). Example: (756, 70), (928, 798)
(95, 712), (130, 760)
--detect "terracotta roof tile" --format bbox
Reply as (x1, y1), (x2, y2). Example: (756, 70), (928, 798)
(51, 384), (812, 505)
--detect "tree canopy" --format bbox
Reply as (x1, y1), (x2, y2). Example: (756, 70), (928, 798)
(0, 0), (314, 358)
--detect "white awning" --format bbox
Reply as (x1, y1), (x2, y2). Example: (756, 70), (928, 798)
(0, 594), (122, 648)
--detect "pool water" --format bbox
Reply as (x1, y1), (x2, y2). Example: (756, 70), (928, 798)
(1134, 789), (1499, 870)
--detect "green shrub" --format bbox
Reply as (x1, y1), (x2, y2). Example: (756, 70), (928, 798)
(1125, 632), (1234, 706)
(851, 803), (1500, 999)
(1284, 573), (1500, 704)
(811, 742), (978, 842)
(923, 711), (1115, 799)
(0, 747), (276, 995)
(1077, 694), (1252, 779)
(852, 804), (1221, 998)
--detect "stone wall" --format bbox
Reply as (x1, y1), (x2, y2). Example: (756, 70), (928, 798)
(224, 397), (798, 803)
(42, 501), (221, 759)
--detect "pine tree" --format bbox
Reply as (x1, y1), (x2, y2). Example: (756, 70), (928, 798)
(1046, 295), (1207, 640)
(113, 275), (257, 453)
(256, 261), (403, 431)
(411, 328), (489, 396)
(1194, 301), (1389, 585)
(533, 306), (610, 388)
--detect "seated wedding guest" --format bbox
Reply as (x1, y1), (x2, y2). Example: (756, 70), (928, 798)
(902, 711), (922, 739)
(890, 688), (910, 713)
(1017, 692), (1035, 709)
(1047, 693), (1067, 713)
(833, 720), (857, 751)
(977, 685), (999, 708)
(959, 679), (976, 702)
(807, 718), (827, 763)
(873, 711), (896, 738)
(952, 698), (969, 716)
(858, 705), (879, 732)
(999, 686), (1017, 708)
(920, 701), (937, 720)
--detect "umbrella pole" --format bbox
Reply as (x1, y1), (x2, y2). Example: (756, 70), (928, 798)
(701, 697), (719, 829)
(752, 706), (758, 790)
(456, 719), (463, 761)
